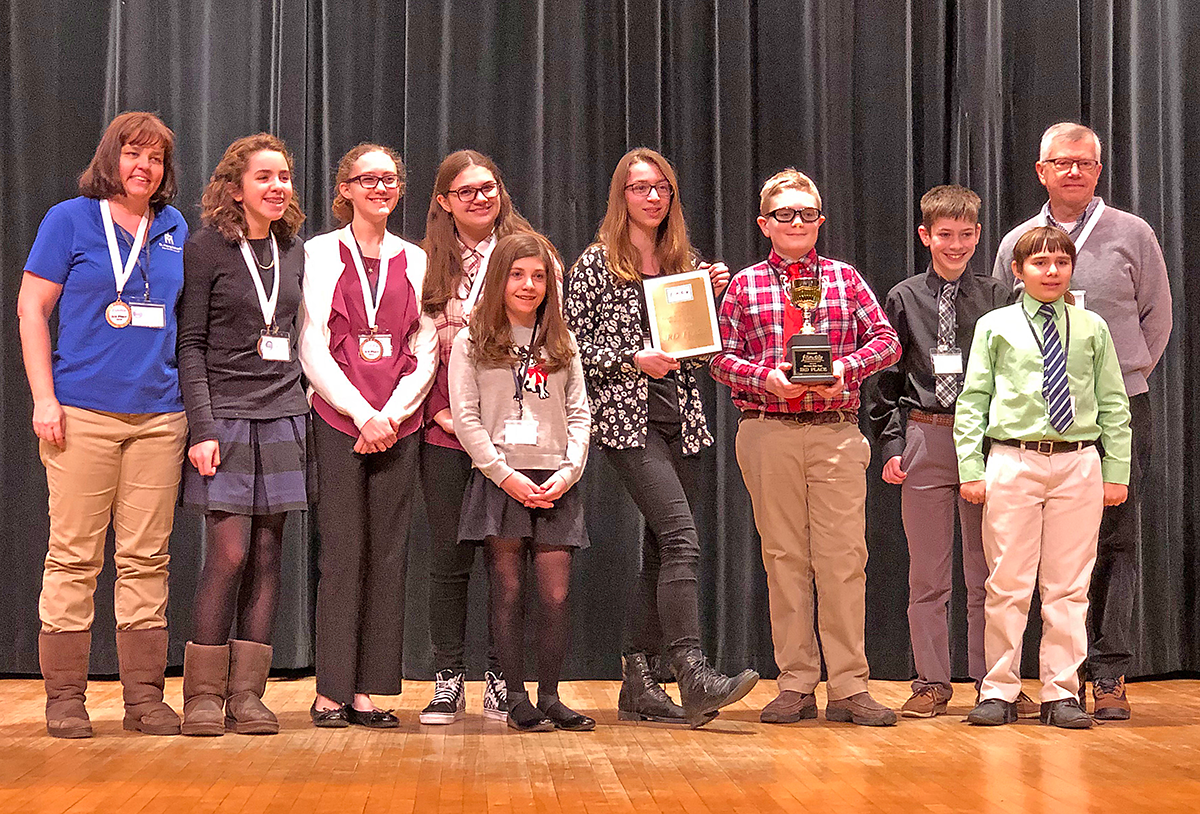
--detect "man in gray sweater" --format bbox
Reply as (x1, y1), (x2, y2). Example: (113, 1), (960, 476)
(992, 122), (1172, 721)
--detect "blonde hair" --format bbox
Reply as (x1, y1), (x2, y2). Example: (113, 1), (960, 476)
(596, 148), (693, 284)
(759, 168), (822, 215)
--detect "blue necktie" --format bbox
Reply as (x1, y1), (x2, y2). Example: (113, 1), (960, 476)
(1038, 304), (1074, 433)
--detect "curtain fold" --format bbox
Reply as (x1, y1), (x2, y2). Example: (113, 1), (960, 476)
(1, 0), (1195, 682)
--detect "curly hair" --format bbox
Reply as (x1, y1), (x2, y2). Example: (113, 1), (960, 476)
(422, 149), (534, 316)
(596, 148), (694, 284)
(200, 133), (305, 243)
(78, 111), (178, 210)
(468, 232), (575, 374)
(331, 143), (405, 225)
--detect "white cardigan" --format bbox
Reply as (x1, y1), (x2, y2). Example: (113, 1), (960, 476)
(299, 225), (438, 431)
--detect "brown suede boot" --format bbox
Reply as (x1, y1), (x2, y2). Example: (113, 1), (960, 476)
(225, 639), (278, 735)
(182, 642), (229, 736)
(116, 628), (181, 735)
(39, 630), (93, 739)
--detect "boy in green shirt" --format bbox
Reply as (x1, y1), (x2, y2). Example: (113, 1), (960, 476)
(954, 225), (1130, 729)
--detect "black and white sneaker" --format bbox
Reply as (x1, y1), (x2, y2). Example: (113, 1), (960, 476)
(483, 670), (508, 721)
(419, 670), (465, 725)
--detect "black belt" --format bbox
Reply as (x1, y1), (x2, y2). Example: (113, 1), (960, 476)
(740, 409), (850, 426)
(992, 438), (1096, 455)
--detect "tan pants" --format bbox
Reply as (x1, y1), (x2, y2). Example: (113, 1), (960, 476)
(979, 444), (1103, 703)
(736, 416), (872, 699)
(39, 406), (187, 632)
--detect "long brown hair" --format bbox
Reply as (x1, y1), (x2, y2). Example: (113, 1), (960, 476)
(468, 232), (574, 374)
(200, 133), (305, 243)
(331, 142), (405, 225)
(596, 148), (693, 283)
(78, 111), (178, 210)
(422, 149), (534, 316)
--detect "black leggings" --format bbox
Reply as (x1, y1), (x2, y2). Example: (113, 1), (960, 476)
(486, 538), (572, 699)
(191, 511), (285, 646)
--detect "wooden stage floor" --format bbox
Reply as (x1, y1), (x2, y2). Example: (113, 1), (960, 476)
(3, 677), (1200, 813)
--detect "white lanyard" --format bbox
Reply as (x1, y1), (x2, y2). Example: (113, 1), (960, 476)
(1040, 199), (1106, 253)
(100, 199), (150, 298)
(462, 235), (497, 312)
(238, 234), (280, 329)
(343, 226), (389, 331)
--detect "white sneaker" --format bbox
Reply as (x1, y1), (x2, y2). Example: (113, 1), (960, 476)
(483, 670), (508, 722)
(419, 670), (465, 725)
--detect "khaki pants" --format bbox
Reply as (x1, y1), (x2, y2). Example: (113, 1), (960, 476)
(979, 444), (1103, 703)
(736, 416), (872, 699)
(39, 406), (187, 632)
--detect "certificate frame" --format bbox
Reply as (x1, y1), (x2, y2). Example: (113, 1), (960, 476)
(642, 270), (722, 359)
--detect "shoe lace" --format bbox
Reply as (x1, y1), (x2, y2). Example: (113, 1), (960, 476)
(1094, 677), (1121, 695)
(431, 675), (462, 705)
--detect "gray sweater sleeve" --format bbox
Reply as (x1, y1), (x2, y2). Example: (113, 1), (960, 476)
(1131, 219), (1173, 375)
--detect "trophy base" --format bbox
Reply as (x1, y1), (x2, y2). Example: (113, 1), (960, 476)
(787, 333), (836, 384)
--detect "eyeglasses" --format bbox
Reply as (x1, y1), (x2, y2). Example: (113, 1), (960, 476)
(1042, 158), (1100, 173)
(446, 181), (500, 202)
(624, 181), (674, 199)
(765, 206), (823, 224)
(347, 174), (401, 190)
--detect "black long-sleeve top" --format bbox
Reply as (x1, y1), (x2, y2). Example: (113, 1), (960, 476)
(178, 225), (308, 444)
(866, 267), (1015, 462)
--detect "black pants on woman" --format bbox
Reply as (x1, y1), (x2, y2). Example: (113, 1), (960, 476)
(313, 413), (419, 705)
(603, 419), (702, 655)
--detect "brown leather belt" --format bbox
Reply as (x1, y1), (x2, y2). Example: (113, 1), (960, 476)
(908, 410), (955, 427)
(740, 409), (850, 426)
(992, 438), (1096, 455)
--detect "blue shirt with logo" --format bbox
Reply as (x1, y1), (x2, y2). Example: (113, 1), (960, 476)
(25, 196), (188, 413)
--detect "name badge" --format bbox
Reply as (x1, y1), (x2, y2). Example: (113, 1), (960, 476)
(1070, 289), (1086, 309)
(930, 348), (963, 375)
(258, 331), (292, 362)
(358, 333), (393, 362)
(105, 300), (133, 329)
(130, 300), (166, 329)
(504, 418), (539, 446)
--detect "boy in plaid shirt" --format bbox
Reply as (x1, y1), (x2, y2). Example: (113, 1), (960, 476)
(712, 169), (900, 726)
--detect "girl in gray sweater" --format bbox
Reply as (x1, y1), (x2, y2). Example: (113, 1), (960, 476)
(449, 232), (593, 732)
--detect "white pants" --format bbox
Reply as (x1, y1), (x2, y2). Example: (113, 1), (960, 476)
(979, 444), (1104, 703)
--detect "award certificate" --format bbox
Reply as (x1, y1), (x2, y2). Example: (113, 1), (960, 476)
(642, 271), (722, 359)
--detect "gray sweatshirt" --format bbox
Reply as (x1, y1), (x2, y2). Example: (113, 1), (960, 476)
(449, 323), (591, 488)
(992, 200), (1172, 396)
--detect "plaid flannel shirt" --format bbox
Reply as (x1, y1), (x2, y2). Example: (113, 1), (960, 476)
(431, 233), (496, 367)
(711, 248), (900, 413)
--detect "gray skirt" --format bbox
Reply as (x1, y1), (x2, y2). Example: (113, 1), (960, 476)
(457, 468), (589, 549)
(183, 414), (314, 515)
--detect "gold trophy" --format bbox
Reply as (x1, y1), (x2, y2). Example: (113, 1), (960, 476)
(786, 274), (835, 383)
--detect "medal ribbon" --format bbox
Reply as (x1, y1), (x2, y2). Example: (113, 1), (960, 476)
(344, 225), (389, 332)
(100, 199), (150, 300)
(238, 234), (280, 329)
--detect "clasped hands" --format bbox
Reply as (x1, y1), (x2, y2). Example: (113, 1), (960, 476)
(500, 471), (569, 509)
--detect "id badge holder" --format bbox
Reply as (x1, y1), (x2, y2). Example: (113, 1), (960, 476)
(930, 348), (963, 375)
(1070, 289), (1086, 309)
(258, 330), (292, 362)
(130, 299), (167, 329)
(504, 418), (539, 446)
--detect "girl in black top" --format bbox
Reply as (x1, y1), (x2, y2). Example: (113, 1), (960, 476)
(177, 133), (311, 736)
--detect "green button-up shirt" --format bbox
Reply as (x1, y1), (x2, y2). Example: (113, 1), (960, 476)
(954, 293), (1131, 483)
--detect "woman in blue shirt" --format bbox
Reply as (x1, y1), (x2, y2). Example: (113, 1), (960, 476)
(17, 111), (189, 739)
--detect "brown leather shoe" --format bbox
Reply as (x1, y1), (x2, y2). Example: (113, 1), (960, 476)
(901, 684), (952, 718)
(1014, 690), (1040, 718)
(1093, 676), (1131, 721)
(826, 692), (897, 726)
(760, 690), (817, 723)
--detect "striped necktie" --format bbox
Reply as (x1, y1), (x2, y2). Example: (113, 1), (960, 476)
(1038, 303), (1074, 433)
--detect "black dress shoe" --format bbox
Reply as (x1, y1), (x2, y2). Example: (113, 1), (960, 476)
(346, 706), (400, 729)
(537, 699), (596, 732)
(1040, 698), (1093, 729)
(507, 698), (555, 732)
(310, 702), (350, 728)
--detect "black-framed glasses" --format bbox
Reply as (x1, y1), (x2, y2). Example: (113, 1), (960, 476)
(1042, 158), (1100, 173)
(624, 181), (674, 199)
(446, 181), (500, 202)
(347, 173), (401, 190)
(766, 206), (822, 224)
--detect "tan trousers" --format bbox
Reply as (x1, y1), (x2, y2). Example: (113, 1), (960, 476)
(39, 406), (187, 632)
(979, 444), (1103, 703)
(736, 416), (872, 699)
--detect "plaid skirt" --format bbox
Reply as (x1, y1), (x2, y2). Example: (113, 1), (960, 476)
(183, 414), (315, 515)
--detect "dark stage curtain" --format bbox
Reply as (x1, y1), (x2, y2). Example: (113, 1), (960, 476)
(2, 0), (1197, 684)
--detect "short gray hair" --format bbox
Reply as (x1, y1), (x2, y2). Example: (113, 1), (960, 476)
(1039, 122), (1102, 161)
